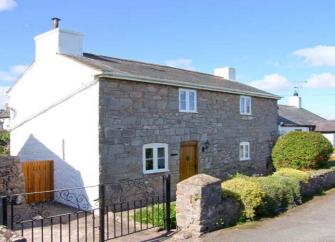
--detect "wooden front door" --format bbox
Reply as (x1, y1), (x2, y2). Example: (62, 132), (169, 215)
(22, 160), (54, 203)
(179, 141), (198, 181)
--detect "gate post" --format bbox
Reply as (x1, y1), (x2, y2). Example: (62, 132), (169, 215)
(99, 184), (105, 242)
(1, 196), (7, 226)
(165, 174), (171, 232)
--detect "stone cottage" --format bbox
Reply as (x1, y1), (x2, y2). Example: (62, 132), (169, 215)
(8, 19), (279, 205)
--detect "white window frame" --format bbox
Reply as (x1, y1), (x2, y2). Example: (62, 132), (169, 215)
(239, 142), (250, 161)
(240, 96), (252, 115)
(143, 143), (169, 174)
(179, 88), (197, 113)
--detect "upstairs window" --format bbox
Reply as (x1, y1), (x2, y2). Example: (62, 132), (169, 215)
(240, 96), (252, 115)
(179, 89), (197, 112)
(239, 142), (250, 161)
(143, 143), (168, 174)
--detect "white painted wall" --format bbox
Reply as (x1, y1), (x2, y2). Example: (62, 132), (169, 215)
(0, 117), (10, 130)
(323, 133), (335, 147)
(278, 126), (310, 135)
(8, 54), (101, 208)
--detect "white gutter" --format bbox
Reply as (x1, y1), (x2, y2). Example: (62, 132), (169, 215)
(97, 72), (281, 100)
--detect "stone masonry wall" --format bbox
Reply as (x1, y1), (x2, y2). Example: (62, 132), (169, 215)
(0, 156), (24, 197)
(99, 78), (278, 199)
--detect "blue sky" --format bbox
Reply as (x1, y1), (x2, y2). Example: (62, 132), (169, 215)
(0, 0), (334, 118)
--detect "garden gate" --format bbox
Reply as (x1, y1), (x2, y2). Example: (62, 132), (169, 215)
(1, 175), (172, 242)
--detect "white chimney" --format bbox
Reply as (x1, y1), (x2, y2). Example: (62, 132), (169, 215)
(213, 67), (236, 81)
(288, 89), (302, 108)
(34, 18), (83, 61)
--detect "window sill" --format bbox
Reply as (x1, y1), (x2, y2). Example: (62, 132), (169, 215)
(240, 113), (252, 116)
(143, 169), (169, 175)
(179, 110), (198, 113)
(240, 158), (250, 161)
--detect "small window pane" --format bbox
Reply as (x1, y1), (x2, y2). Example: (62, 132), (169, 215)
(245, 144), (249, 158)
(158, 158), (165, 169)
(240, 97), (245, 113)
(158, 147), (165, 158)
(189, 92), (195, 111)
(145, 148), (153, 159)
(146, 159), (153, 170)
(180, 91), (186, 110)
(240, 145), (244, 159)
(246, 98), (251, 114)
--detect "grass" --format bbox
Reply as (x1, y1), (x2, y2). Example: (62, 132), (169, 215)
(132, 202), (176, 229)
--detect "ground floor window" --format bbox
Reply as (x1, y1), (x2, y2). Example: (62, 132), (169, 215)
(143, 143), (168, 174)
(239, 142), (250, 161)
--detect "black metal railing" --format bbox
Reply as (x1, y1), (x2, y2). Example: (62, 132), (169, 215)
(0, 174), (172, 242)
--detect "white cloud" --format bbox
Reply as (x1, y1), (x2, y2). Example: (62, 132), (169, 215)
(0, 64), (28, 82)
(0, 0), (17, 11)
(304, 73), (335, 88)
(250, 74), (293, 92)
(293, 45), (335, 67)
(165, 58), (195, 71)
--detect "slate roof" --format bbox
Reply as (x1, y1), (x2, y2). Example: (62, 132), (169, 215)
(278, 105), (335, 132)
(0, 108), (9, 119)
(64, 53), (279, 99)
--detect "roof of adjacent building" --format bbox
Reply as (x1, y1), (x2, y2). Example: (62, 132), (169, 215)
(278, 105), (335, 132)
(0, 108), (9, 119)
(63, 53), (280, 100)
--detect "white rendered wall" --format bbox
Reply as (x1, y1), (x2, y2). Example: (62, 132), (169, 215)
(323, 133), (335, 146)
(8, 55), (101, 208)
(278, 126), (310, 135)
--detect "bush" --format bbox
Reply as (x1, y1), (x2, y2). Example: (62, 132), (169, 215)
(256, 175), (301, 216)
(222, 175), (264, 219)
(133, 202), (176, 229)
(273, 168), (310, 182)
(0, 130), (9, 155)
(222, 172), (304, 219)
(272, 131), (333, 170)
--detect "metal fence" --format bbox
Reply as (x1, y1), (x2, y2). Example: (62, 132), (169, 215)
(1, 175), (172, 242)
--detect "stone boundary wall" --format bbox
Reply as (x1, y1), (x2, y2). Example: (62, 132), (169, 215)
(0, 226), (26, 242)
(176, 170), (335, 238)
(0, 156), (24, 197)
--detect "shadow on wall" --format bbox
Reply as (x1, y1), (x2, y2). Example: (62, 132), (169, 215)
(17, 134), (95, 210)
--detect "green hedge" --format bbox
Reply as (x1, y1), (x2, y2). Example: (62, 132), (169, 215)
(222, 169), (309, 220)
(272, 131), (333, 170)
(273, 168), (310, 182)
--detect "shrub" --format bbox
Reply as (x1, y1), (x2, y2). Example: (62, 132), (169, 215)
(272, 131), (333, 170)
(256, 175), (301, 216)
(0, 130), (9, 155)
(222, 176), (264, 219)
(273, 168), (310, 182)
(133, 202), (176, 229)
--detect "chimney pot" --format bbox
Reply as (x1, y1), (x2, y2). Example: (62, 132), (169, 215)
(51, 17), (61, 29)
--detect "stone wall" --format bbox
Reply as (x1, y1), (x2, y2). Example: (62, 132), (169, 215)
(176, 174), (240, 237)
(301, 168), (335, 198)
(0, 156), (24, 197)
(99, 79), (278, 198)
(0, 226), (26, 242)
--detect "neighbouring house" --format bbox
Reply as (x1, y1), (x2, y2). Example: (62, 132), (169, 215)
(0, 106), (10, 131)
(8, 19), (279, 206)
(278, 90), (335, 146)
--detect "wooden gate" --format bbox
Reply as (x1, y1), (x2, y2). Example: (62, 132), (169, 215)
(22, 160), (54, 203)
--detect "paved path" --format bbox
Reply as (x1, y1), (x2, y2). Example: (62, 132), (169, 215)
(173, 188), (335, 242)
